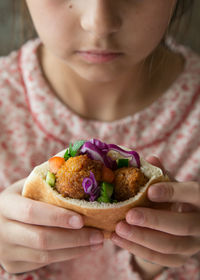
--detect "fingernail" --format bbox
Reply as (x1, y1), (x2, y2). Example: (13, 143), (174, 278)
(116, 222), (132, 238)
(90, 232), (104, 245)
(68, 216), (83, 229)
(90, 243), (103, 251)
(126, 209), (144, 225)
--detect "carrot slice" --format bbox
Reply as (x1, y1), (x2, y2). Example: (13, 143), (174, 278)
(102, 165), (115, 183)
(48, 157), (65, 174)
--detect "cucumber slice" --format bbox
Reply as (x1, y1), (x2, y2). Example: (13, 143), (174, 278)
(117, 158), (129, 168)
(97, 182), (114, 203)
(101, 182), (114, 198)
(97, 196), (110, 203)
(46, 171), (56, 187)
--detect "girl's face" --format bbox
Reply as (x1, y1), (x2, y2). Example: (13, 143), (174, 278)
(26, 0), (177, 82)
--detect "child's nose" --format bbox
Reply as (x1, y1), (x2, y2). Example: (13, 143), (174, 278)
(80, 0), (122, 37)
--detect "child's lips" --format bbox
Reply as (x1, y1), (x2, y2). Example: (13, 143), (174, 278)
(77, 50), (123, 63)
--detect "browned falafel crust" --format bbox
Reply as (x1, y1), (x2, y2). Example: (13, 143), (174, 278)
(55, 154), (103, 199)
(114, 167), (149, 201)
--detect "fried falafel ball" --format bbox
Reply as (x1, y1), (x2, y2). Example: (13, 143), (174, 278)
(55, 154), (103, 199)
(113, 167), (149, 201)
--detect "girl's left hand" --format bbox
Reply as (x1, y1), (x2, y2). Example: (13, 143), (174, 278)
(111, 156), (200, 268)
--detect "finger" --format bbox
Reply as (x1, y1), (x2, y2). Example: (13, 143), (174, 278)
(1, 243), (103, 264)
(111, 234), (188, 268)
(0, 180), (84, 229)
(1, 261), (47, 275)
(148, 181), (200, 207)
(126, 208), (200, 236)
(2, 219), (104, 249)
(115, 221), (199, 256)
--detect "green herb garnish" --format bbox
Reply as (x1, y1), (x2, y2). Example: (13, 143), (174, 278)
(64, 148), (71, 161)
(69, 140), (85, 157)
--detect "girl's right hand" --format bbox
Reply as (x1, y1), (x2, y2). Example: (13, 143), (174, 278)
(0, 179), (104, 274)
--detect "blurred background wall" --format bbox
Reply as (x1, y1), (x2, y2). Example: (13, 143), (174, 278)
(0, 0), (200, 56)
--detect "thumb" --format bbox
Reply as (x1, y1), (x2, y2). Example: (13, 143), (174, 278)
(145, 155), (175, 181)
(145, 155), (165, 171)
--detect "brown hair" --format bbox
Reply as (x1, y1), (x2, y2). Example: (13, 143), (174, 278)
(169, 0), (194, 44)
(172, 0), (194, 20)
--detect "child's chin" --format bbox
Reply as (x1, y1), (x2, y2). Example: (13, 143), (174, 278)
(75, 66), (122, 83)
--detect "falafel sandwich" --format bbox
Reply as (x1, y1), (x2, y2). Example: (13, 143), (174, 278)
(22, 139), (168, 238)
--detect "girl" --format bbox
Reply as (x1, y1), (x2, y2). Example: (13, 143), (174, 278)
(0, 0), (200, 279)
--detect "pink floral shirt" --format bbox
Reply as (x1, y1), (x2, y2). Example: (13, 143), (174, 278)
(0, 39), (199, 280)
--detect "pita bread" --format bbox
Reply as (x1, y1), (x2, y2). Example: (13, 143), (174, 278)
(22, 147), (168, 238)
